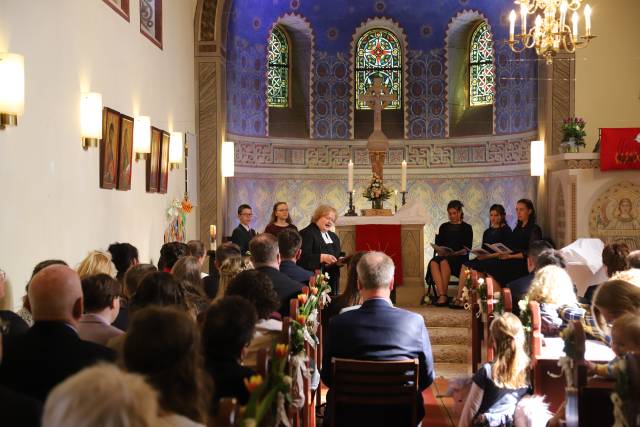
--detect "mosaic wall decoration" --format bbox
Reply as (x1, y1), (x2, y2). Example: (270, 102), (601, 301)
(589, 181), (640, 250)
(225, 0), (537, 139)
(226, 173), (535, 266)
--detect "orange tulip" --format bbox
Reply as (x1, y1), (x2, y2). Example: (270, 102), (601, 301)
(310, 286), (318, 295)
(275, 343), (289, 359)
(298, 293), (308, 304)
(243, 375), (263, 392)
(296, 314), (307, 325)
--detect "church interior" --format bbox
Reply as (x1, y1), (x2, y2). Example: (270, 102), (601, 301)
(1, 0), (640, 426)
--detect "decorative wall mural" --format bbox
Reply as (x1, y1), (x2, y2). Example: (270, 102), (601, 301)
(589, 181), (640, 250)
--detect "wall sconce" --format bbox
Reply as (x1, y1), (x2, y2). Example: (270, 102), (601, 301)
(80, 92), (103, 150)
(169, 131), (184, 170)
(221, 141), (235, 177)
(133, 116), (151, 161)
(0, 53), (25, 129)
(530, 140), (545, 177)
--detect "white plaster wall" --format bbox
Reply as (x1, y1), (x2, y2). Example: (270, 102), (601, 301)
(0, 0), (197, 308)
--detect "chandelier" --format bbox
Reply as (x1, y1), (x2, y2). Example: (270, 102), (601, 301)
(508, 0), (594, 64)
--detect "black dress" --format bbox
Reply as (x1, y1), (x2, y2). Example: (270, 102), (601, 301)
(465, 224), (512, 275)
(431, 222), (473, 277)
(495, 221), (542, 285)
(298, 223), (341, 295)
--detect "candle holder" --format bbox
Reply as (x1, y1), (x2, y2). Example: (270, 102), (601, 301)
(401, 191), (408, 206)
(345, 191), (358, 216)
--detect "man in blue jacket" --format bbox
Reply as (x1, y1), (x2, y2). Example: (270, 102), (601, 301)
(321, 251), (435, 426)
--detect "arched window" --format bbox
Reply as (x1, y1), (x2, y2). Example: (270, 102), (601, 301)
(355, 28), (401, 110)
(469, 22), (494, 106)
(267, 26), (289, 108)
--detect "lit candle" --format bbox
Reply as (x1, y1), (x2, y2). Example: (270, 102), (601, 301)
(559, 1), (568, 31)
(520, 3), (527, 35)
(509, 10), (516, 41)
(347, 159), (354, 192)
(209, 225), (217, 250)
(572, 12), (579, 41)
(394, 190), (398, 210)
(534, 14), (543, 36)
(584, 4), (591, 36)
(401, 160), (407, 192)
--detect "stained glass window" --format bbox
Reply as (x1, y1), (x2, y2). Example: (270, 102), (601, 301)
(267, 26), (289, 108)
(355, 29), (401, 110)
(469, 22), (495, 106)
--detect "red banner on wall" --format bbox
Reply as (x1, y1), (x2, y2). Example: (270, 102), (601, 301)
(600, 128), (640, 171)
(355, 224), (403, 287)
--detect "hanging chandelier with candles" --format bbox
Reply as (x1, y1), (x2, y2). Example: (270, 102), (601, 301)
(508, 0), (594, 64)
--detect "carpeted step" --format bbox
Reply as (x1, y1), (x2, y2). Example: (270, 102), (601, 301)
(434, 362), (472, 379)
(408, 306), (471, 328)
(432, 344), (468, 364)
(429, 326), (469, 345)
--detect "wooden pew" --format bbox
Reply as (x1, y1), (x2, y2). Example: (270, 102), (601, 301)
(215, 398), (238, 427)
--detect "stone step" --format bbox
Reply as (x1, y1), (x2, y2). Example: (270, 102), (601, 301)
(429, 326), (469, 346)
(434, 362), (472, 379)
(408, 306), (471, 328)
(432, 344), (469, 364)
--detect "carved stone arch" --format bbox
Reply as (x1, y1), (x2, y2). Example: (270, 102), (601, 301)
(350, 17), (410, 140)
(445, 9), (496, 137)
(265, 13), (315, 138)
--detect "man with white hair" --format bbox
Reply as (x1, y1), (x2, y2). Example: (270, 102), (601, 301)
(321, 251), (435, 426)
(0, 265), (115, 401)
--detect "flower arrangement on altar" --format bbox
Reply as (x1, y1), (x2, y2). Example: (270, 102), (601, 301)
(362, 173), (392, 206)
(561, 116), (587, 152)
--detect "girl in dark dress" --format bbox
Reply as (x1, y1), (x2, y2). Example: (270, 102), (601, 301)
(429, 200), (473, 306)
(450, 204), (512, 308)
(493, 199), (542, 287)
(263, 202), (298, 237)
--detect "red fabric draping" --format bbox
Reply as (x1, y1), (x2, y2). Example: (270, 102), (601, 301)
(600, 128), (640, 171)
(355, 224), (403, 287)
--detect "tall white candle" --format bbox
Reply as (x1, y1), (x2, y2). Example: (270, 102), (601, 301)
(347, 159), (354, 192)
(520, 3), (527, 35)
(401, 160), (407, 192)
(572, 12), (579, 41)
(509, 10), (516, 41)
(584, 4), (591, 36)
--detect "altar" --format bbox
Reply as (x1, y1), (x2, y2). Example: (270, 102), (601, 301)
(334, 200), (426, 306)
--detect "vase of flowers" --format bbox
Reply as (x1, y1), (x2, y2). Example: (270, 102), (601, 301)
(362, 173), (391, 209)
(560, 117), (587, 153)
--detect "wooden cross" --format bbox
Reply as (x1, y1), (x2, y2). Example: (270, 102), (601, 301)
(361, 77), (396, 133)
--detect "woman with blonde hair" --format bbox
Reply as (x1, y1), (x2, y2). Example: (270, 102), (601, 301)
(77, 251), (117, 279)
(459, 313), (530, 427)
(299, 204), (342, 295)
(592, 279), (640, 336)
(526, 265), (578, 336)
(214, 256), (253, 301)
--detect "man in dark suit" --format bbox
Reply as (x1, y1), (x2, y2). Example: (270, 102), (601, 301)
(231, 204), (256, 255)
(321, 252), (435, 426)
(504, 240), (554, 314)
(0, 265), (115, 401)
(278, 228), (314, 284)
(250, 233), (303, 316)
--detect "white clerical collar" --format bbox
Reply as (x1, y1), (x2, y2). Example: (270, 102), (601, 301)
(241, 224), (251, 232)
(321, 231), (333, 244)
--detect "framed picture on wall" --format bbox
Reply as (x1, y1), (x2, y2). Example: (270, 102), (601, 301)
(146, 127), (162, 193)
(158, 130), (170, 194)
(103, 0), (130, 22)
(117, 114), (134, 191)
(100, 107), (121, 190)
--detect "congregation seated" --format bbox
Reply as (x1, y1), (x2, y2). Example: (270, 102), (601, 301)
(202, 296), (257, 412)
(278, 228), (314, 284)
(628, 250), (640, 269)
(224, 269), (281, 368)
(503, 240), (553, 314)
(583, 242), (630, 303)
(250, 233), (303, 317)
(0, 322), (42, 427)
(0, 269), (28, 338)
(158, 241), (189, 272)
(459, 313), (531, 427)
(16, 259), (69, 327)
(115, 263), (157, 331)
(214, 255), (253, 301)
(321, 251), (435, 426)
(42, 364), (159, 427)
(209, 242), (243, 300)
(76, 250), (117, 279)
(0, 265), (115, 401)
(107, 242), (139, 284)
(323, 251), (366, 327)
(123, 306), (211, 427)
(592, 279), (640, 340)
(172, 256), (210, 315)
(78, 273), (124, 346)
(586, 312), (640, 378)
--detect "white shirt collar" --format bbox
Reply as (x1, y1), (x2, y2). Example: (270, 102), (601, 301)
(321, 231), (333, 244)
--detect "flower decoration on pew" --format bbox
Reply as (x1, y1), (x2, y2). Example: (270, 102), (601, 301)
(461, 268), (473, 310)
(518, 296), (532, 335)
(240, 342), (292, 427)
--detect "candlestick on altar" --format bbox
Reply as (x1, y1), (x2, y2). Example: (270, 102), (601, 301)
(209, 224), (217, 251)
(345, 190), (357, 216)
(401, 160), (407, 192)
(347, 159), (354, 192)
(400, 191), (408, 206)
(394, 190), (398, 213)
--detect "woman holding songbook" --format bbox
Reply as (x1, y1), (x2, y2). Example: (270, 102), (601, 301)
(428, 200), (473, 306)
(497, 199), (543, 286)
(450, 204), (512, 309)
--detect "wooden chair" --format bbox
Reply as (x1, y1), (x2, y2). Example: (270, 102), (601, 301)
(502, 287), (513, 313)
(470, 288), (482, 372)
(215, 398), (238, 427)
(329, 358), (419, 427)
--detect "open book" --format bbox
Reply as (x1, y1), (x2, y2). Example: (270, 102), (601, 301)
(431, 243), (467, 256)
(464, 246), (493, 257)
(484, 242), (513, 254)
